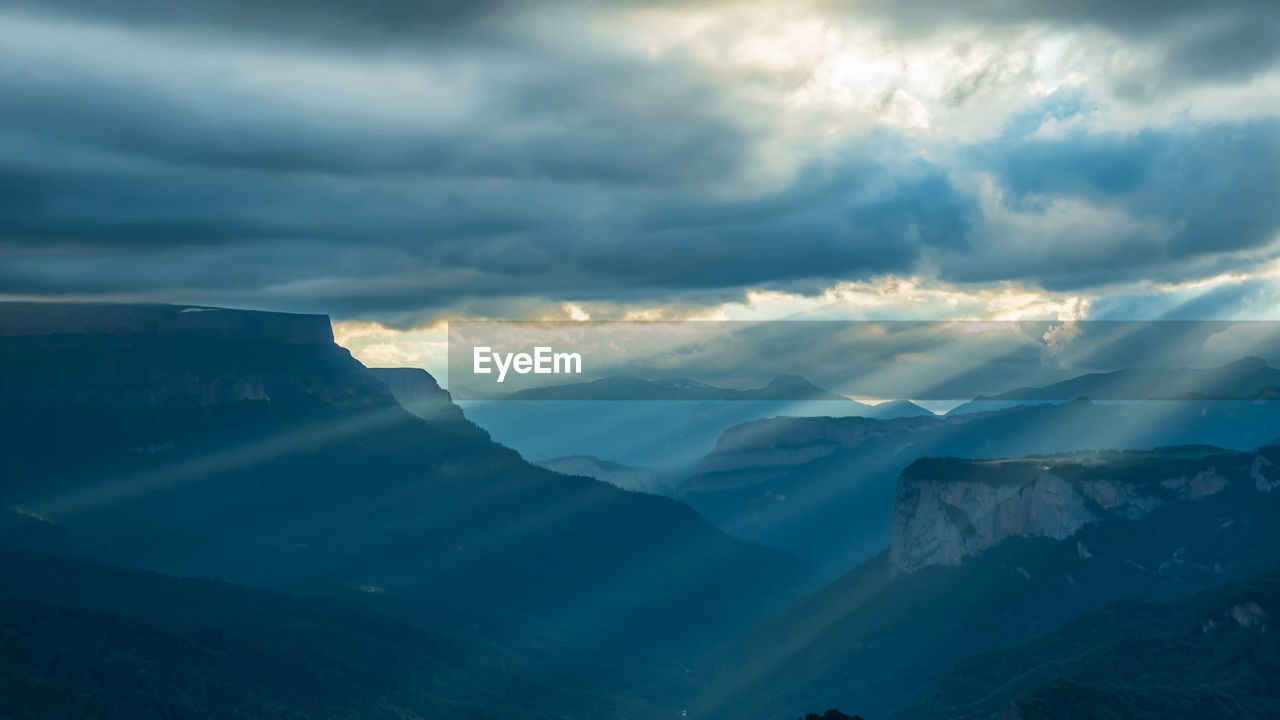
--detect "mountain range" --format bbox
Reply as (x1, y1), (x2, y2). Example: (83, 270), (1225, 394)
(698, 445), (1280, 719)
(949, 355), (1280, 414)
(0, 302), (811, 718)
(4, 301), (1280, 720)
(506, 374), (853, 402)
(462, 375), (931, 471)
(681, 382), (1280, 575)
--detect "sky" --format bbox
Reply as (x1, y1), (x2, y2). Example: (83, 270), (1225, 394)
(2, 0), (1280, 379)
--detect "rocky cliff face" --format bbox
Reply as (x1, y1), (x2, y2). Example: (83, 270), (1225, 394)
(0, 302), (387, 412)
(369, 367), (493, 442)
(889, 448), (1254, 575)
(370, 367), (468, 423)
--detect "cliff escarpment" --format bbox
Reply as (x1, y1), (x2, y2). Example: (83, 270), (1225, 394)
(0, 303), (386, 412)
(0, 303), (333, 344)
(889, 447), (1268, 575)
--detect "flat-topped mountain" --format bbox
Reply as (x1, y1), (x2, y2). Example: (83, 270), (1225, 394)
(0, 302), (811, 707)
(1, 313), (387, 413)
(890, 446), (1252, 575)
(0, 302), (334, 344)
(682, 396), (1280, 575)
(698, 445), (1280, 720)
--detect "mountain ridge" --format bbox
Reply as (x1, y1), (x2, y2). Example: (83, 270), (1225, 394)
(697, 445), (1280, 720)
(504, 373), (859, 402)
(0, 302), (813, 703)
(682, 395), (1280, 574)
(0, 301), (334, 344)
(948, 356), (1280, 415)
(896, 565), (1280, 720)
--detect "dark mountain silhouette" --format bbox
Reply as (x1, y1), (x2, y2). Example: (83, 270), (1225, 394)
(949, 356), (1280, 415)
(861, 399), (934, 419)
(0, 302), (812, 713)
(505, 373), (857, 402)
(535, 455), (680, 495)
(798, 711), (864, 720)
(900, 567), (1280, 720)
(0, 552), (659, 720)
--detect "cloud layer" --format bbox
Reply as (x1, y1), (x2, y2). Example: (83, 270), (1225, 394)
(1, 0), (1279, 327)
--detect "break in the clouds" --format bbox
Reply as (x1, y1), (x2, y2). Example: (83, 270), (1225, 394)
(1, 0), (1279, 326)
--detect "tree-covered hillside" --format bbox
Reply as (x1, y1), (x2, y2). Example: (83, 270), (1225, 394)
(0, 552), (656, 720)
(900, 568), (1280, 720)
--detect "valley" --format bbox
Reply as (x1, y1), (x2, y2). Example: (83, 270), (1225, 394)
(2, 303), (1279, 720)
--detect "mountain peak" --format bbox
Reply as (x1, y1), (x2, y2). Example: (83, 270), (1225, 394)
(1224, 355), (1269, 369)
(765, 373), (816, 388)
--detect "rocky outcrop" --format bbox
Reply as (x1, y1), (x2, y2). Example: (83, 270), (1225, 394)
(369, 367), (493, 442)
(371, 367), (467, 423)
(1253, 450), (1280, 493)
(889, 449), (1249, 575)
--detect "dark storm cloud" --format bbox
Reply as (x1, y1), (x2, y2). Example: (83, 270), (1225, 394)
(1, 0), (1278, 320)
(849, 0), (1280, 86)
(0, 0), (526, 46)
(0, 0), (986, 315)
(945, 113), (1280, 289)
(0, 128), (976, 315)
(991, 122), (1280, 256)
(0, 37), (747, 187)
(625, 152), (977, 290)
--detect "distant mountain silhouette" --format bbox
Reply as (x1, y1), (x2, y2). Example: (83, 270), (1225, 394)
(506, 373), (857, 402)
(535, 455), (680, 496)
(464, 375), (930, 471)
(950, 356), (1280, 415)
(861, 398), (934, 419)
